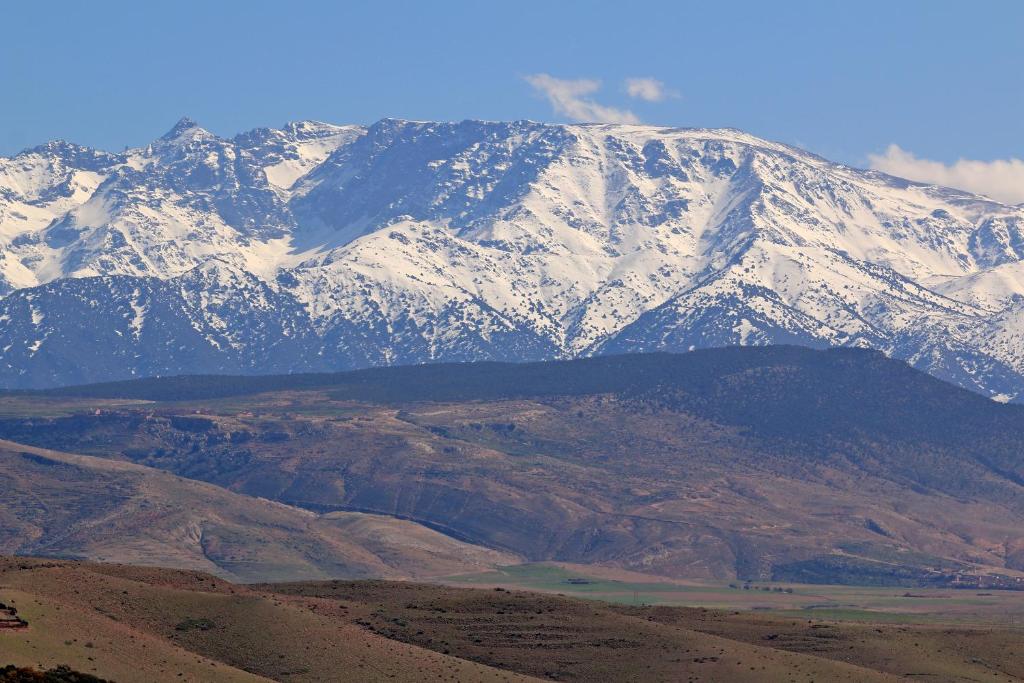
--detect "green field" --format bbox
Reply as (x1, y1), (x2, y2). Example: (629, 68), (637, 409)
(445, 563), (1024, 627)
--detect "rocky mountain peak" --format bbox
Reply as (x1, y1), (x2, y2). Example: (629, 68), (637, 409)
(158, 116), (215, 144)
(1, 119), (1024, 396)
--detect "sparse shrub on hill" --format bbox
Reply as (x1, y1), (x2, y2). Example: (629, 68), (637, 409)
(0, 665), (109, 683)
(174, 617), (215, 632)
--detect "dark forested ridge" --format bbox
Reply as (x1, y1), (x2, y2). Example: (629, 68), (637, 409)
(34, 346), (1024, 446)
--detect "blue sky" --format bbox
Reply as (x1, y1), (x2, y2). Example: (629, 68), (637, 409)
(3, 0), (1022, 190)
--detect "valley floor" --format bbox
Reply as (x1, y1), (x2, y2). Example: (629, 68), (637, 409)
(444, 562), (1024, 629)
(1, 557), (1023, 682)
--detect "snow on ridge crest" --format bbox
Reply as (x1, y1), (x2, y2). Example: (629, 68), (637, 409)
(1, 118), (1024, 395)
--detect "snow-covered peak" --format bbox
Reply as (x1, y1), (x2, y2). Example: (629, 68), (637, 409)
(3, 118), (1024, 397)
(281, 120), (354, 139)
(159, 116), (214, 142)
(233, 121), (364, 192)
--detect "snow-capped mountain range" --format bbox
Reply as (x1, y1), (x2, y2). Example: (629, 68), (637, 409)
(3, 116), (1024, 397)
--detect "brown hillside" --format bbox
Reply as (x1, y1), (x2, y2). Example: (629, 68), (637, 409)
(0, 440), (517, 582)
(3, 557), (1023, 682)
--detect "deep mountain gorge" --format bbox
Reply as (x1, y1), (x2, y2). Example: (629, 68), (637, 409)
(3, 117), (1024, 395)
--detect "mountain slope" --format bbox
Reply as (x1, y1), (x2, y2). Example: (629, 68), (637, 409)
(7, 348), (1024, 585)
(0, 439), (517, 581)
(2, 118), (1024, 395)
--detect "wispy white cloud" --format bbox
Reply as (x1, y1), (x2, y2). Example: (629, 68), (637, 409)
(524, 74), (640, 124)
(625, 77), (676, 102)
(868, 144), (1024, 205)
